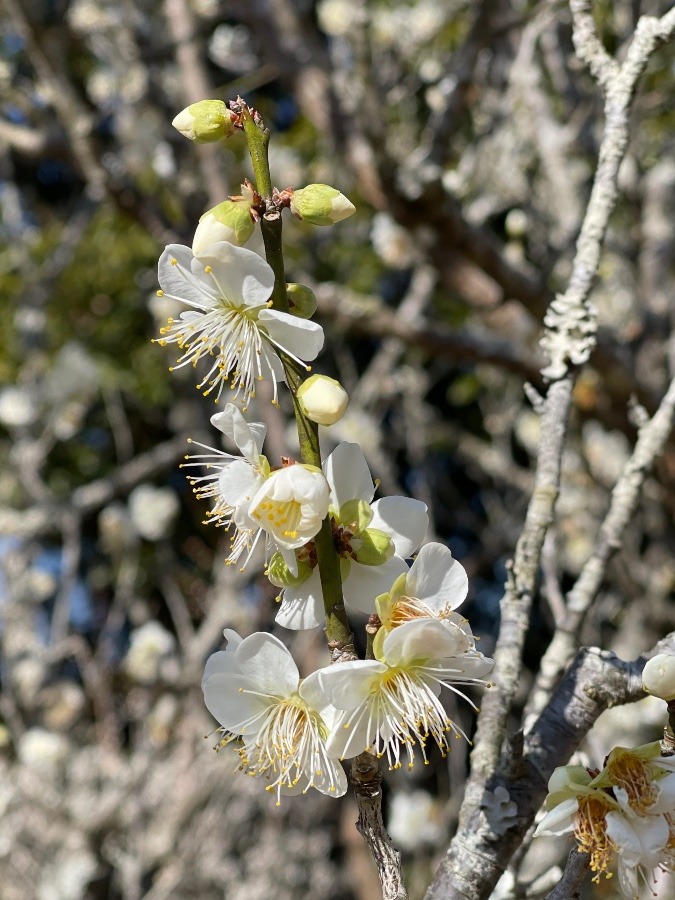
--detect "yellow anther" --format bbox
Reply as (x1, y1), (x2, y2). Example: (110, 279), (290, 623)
(170, 257), (178, 265)
(204, 265), (212, 273)
(156, 289), (164, 296)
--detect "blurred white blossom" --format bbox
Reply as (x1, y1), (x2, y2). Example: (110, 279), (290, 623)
(387, 790), (444, 851)
(370, 212), (417, 269)
(0, 386), (38, 428)
(128, 484), (180, 541)
(124, 621), (176, 684)
(18, 729), (71, 776)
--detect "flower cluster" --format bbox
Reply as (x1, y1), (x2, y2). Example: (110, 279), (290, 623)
(158, 97), (494, 803)
(535, 743), (675, 896)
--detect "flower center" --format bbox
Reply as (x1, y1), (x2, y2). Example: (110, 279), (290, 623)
(361, 667), (466, 770)
(574, 795), (615, 881)
(236, 695), (339, 805)
(606, 750), (658, 814)
(386, 595), (443, 626)
(251, 499), (302, 540)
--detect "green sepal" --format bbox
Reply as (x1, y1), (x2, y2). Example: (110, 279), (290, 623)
(372, 626), (387, 662)
(267, 551), (312, 588)
(339, 556), (352, 582)
(337, 499), (372, 534)
(286, 283), (318, 319)
(388, 572), (408, 600)
(354, 528), (393, 566)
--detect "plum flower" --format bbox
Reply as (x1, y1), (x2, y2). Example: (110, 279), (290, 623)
(535, 746), (675, 895)
(316, 618), (494, 768)
(202, 629), (347, 803)
(155, 242), (324, 407)
(376, 541), (474, 647)
(248, 463), (330, 557)
(181, 404), (270, 566)
(269, 442), (428, 630)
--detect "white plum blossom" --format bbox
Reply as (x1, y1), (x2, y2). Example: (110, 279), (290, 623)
(202, 629), (347, 803)
(376, 541), (474, 645)
(155, 241), (324, 407)
(182, 403), (270, 566)
(316, 618), (494, 768)
(270, 442), (428, 630)
(248, 463), (330, 558)
(535, 745), (675, 895)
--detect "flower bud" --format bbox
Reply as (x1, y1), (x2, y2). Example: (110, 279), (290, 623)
(297, 374), (349, 426)
(267, 551), (312, 588)
(286, 283), (317, 319)
(172, 100), (236, 143)
(642, 654), (675, 701)
(290, 184), (355, 226)
(192, 199), (255, 254)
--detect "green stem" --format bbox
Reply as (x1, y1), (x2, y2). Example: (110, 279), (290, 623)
(240, 106), (288, 313)
(241, 106), (352, 652)
(285, 363), (353, 649)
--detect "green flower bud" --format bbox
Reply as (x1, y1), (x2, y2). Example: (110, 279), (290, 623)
(336, 498), (372, 534)
(297, 375), (349, 426)
(290, 184), (355, 226)
(267, 551), (313, 588)
(192, 199), (255, 254)
(354, 528), (393, 566)
(286, 283), (318, 319)
(172, 100), (236, 143)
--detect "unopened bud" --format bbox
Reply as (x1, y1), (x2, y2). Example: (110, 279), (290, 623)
(286, 283), (317, 319)
(267, 552), (312, 588)
(192, 199), (255, 254)
(297, 374), (349, 426)
(290, 184), (355, 226)
(172, 100), (236, 143)
(643, 654), (675, 701)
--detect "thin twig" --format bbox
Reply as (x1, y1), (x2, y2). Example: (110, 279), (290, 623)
(543, 848), (590, 900)
(524, 375), (675, 727)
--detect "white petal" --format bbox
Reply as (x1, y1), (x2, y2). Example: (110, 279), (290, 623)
(323, 442), (375, 508)
(158, 244), (217, 308)
(192, 242), (274, 307)
(342, 556), (408, 614)
(369, 496), (428, 558)
(275, 568), (325, 630)
(203, 672), (271, 732)
(407, 542), (468, 610)
(218, 459), (263, 508)
(210, 404), (266, 461)
(616, 857), (638, 898)
(649, 771), (675, 813)
(426, 651), (494, 681)
(259, 309), (325, 361)
(606, 811), (669, 863)
(298, 670), (326, 710)
(277, 545), (299, 576)
(235, 632), (299, 696)
(381, 618), (467, 667)
(533, 797), (578, 837)
(318, 660), (385, 710)
(326, 705), (374, 760)
(201, 648), (240, 689)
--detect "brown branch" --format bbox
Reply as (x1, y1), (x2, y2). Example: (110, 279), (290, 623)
(351, 753), (409, 900)
(424, 635), (675, 900)
(524, 374), (675, 725)
(543, 848), (590, 900)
